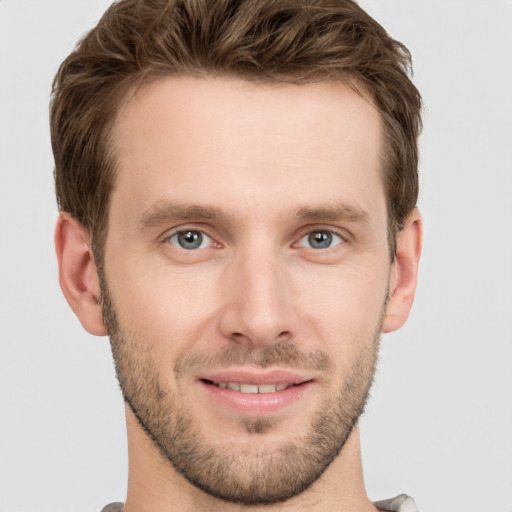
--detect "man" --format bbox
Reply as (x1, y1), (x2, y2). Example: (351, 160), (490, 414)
(51, 0), (422, 511)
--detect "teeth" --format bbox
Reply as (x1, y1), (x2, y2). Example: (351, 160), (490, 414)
(240, 383), (259, 394)
(215, 382), (291, 393)
(258, 384), (277, 394)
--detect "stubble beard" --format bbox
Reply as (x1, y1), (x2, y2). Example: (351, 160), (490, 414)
(99, 274), (383, 506)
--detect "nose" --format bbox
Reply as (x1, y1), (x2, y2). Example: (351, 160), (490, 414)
(218, 244), (297, 348)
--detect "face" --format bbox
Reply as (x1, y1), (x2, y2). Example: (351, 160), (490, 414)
(102, 77), (391, 505)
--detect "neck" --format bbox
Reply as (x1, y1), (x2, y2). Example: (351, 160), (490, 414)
(122, 406), (377, 512)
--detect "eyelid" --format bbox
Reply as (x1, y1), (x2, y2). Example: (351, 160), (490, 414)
(294, 225), (350, 244)
(169, 230), (213, 249)
(297, 229), (345, 249)
(161, 225), (219, 249)
(159, 224), (349, 250)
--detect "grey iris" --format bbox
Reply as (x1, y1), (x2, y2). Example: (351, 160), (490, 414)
(308, 231), (332, 249)
(178, 230), (203, 250)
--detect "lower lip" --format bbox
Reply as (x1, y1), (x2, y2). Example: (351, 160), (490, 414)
(199, 380), (314, 415)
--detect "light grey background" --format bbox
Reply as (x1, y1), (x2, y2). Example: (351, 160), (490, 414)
(1, 1), (511, 511)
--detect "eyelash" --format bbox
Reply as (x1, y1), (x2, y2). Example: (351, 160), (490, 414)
(296, 229), (345, 250)
(163, 225), (348, 253)
(165, 228), (217, 251)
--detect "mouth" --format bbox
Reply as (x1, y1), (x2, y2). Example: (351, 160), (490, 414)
(202, 379), (308, 393)
(198, 371), (315, 415)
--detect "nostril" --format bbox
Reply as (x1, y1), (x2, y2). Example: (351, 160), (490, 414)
(229, 332), (254, 346)
(228, 330), (292, 347)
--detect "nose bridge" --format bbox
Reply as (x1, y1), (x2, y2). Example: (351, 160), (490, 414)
(219, 236), (294, 346)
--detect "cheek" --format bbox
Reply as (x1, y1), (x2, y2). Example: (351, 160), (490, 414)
(295, 261), (388, 356)
(105, 243), (390, 365)
(105, 255), (222, 356)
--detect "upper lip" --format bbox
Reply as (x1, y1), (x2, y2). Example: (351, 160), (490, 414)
(198, 368), (314, 386)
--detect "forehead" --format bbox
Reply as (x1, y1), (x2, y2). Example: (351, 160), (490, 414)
(110, 76), (385, 226)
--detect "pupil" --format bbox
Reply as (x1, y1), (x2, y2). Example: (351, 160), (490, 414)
(309, 231), (332, 249)
(179, 230), (202, 249)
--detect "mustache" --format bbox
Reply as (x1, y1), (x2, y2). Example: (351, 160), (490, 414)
(174, 341), (333, 376)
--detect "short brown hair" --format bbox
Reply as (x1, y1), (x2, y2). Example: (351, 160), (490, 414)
(51, 0), (421, 260)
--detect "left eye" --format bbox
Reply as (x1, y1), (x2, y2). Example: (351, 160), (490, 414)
(167, 230), (213, 250)
(298, 230), (344, 250)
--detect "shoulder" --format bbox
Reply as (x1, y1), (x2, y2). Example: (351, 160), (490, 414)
(374, 494), (420, 512)
(100, 503), (123, 512)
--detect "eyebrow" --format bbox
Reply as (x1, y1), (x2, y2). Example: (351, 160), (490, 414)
(138, 202), (230, 230)
(295, 203), (369, 224)
(138, 200), (369, 230)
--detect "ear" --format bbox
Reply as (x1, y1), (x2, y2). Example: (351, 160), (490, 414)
(382, 209), (423, 333)
(54, 212), (107, 336)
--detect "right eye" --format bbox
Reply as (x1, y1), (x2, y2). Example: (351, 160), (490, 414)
(167, 230), (213, 250)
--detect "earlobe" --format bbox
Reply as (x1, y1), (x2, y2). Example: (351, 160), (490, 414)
(54, 212), (107, 336)
(382, 209), (423, 333)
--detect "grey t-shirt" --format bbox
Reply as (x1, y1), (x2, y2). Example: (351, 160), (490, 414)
(375, 494), (420, 512)
(101, 494), (419, 511)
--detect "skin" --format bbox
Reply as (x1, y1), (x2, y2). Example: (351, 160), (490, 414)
(55, 76), (422, 512)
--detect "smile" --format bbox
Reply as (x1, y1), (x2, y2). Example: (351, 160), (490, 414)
(203, 380), (294, 393)
(199, 374), (314, 415)
(197, 369), (316, 414)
